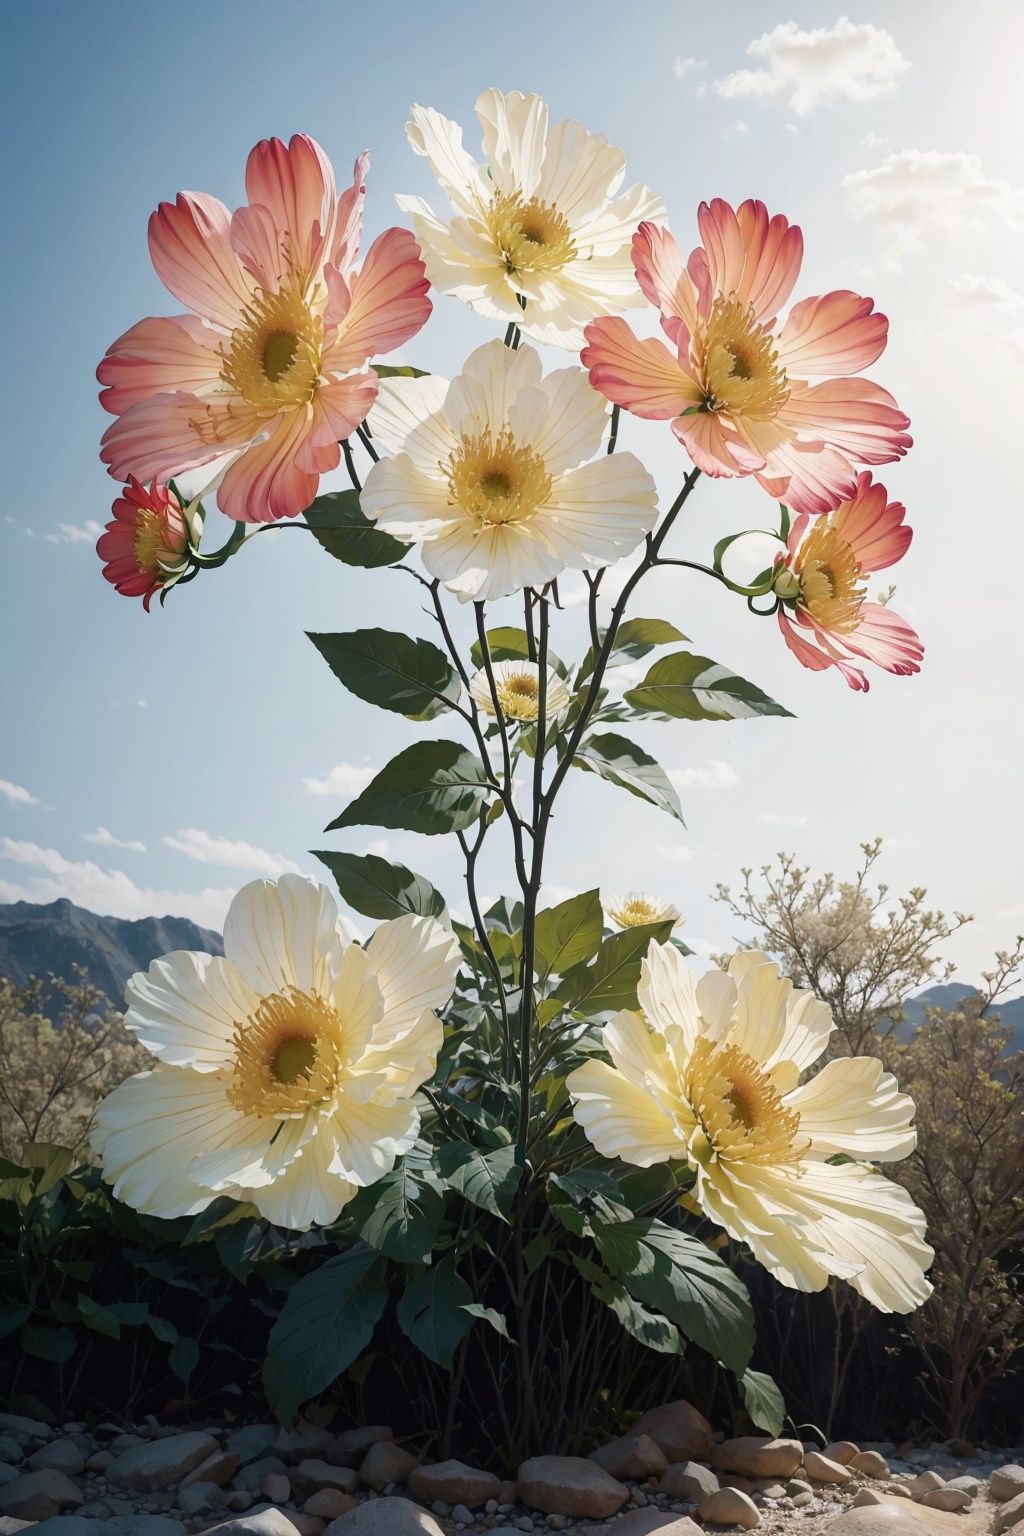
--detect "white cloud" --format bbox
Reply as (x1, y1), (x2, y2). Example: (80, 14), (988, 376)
(84, 826), (147, 854)
(726, 120), (750, 137)
(843, 150), (1023, 246)
(862, 129), (889, 150)
(673, 54), (707, 79)
(162, 827), (300, 877)
(0, 838), (233, 931)
(669, 760), (741, 791)
(0, 778), (40, 808)
(758, 812), (810, 828)
(303, 762), (376, 798)
(948, 273), (1024, 315)
(46, 519), (104, 546)
(714, 18), (908, 115)
(653, 843), (698, 864)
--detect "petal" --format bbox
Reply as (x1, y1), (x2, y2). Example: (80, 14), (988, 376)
(187, 1108), (309, 1192)
(536, 452), (658, 568)
(124, 950), (259, 1071)
(148, 192), (252, 329)
(363, 915), (460, 1041)
(752, 434), (860, 517)
(422, 519), (564, 601)
(582, 316), (700, 420)
(100, 391), (251, 485)
(328, 1095), (420, 1186)
(324, 227), (431, 371)
(786, 1056), (918, 1162)
(576, 181), (667, 258)
(222, 875), (344, 1000)
(567, 1057), (687, 1166)
(476, 87), (549, 199)
(776, 291), (888, 377)
(331, 152), (370, 276)
(631, 222), (701, 342)
(97, 315), (224, 416)
(638, 942), (705, 1066)
(443, 339), (543, 436)
(778, 608), (858, 684)
(534, 118), (626, 220)
(313, 372), (379, 450)
(843, 603), (924, 676)
(406, 104), (488, 214)
(243, 1128), (357, 1230)
(216, 409), (321, 523)
(696, 198), (803, 322)
(831, 473), (912, 572)
(366, 374), (452, 458)
(672, 411), (766, 477)
(359, 451), (455, 541)
(726, 951), (834, 1077)
(244, 133), (337, 278)
(526, 366), (609, 473)
(332, 942), (386, 1063)
(779, 379), (912, 466)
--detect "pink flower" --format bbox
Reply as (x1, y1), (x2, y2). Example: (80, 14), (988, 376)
(582, 200), (911, 516)
(773, 473), (923, 691)
(97, 477), (190, 610)
(98, 137), (431, 523)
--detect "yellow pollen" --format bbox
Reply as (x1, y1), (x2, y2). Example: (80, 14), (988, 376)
(795, 520), (866, 634)
(445, 428), (552, 528)
(227, 988), (347, 1120)
(221, 278), (323, 412)
(496, 672), (540, 720)
(698, 296), (789, 420)
(133, 507), (183, 576)
(485, 192), (576, 277)
(684, 1037), (805, 1167)
(614, 897), (662, 927)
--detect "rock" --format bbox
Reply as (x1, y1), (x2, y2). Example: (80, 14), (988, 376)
(178, 1481), (222, 1515)
(260, 1473), (291, 1504)
(294, 1461), (359, 1496)
(497, 1480), (518, 1504)
(0, 1476), (14, 1492)
(606, 1514), (703, 1535)
(328, 1429), (393, 1464)
(787, 1480), (812, 1497)
(852, 1453), (891, 1480)
(304, 1491), (356, 1519)
(109, 1435), (146, 1452)
(517, 1456), (629, 1519)
(110, 1520), (187, 1535)
(180, 1451), (238, 1489)
(660, 1460), (720, 1501)
(699, 1487), (761, 1528)
(995, 1493), (1024, 1534)
(107, 1431), (219, 1490)
(359, 1442), (418, 1490)
(322, 1497), (445, 1533)
(792, 1493), (815, 1509)
(825, 1443), (862, 1467)
(408, 1462), (501, 1510)
(711, 1439), (803, 1480)
(754, 1482), (787, 1499)
(205, 1512), (313, 1536)
(87, 1453), (114, 1473)
(993, 1469), (1024, 1502)
(948, 1441), (975, 1459)
(224, 1492), (254, 1512)
(719, 1475), (755, 1495)
(0, 1520), (33, 1534)
(855, 1491), (888, 1508)
(632, 1402), (713, 1464)
(920, 1489), (972, 1511)
(824, 1506), (931, 1536)
(275, 1423), (334, 1460)
(909, 1472), (945, 1498)
(19, 1521), (118, 1535)
(0, 1469), (84, 1521)
(589, 1435), (667, 1481)
(28, 1440), (86, 1477)
(451, 1506), (474, 1525)
(227, 1427), (279, 1467)
(234, 1458), (290, 1496)
(944, 1477), (980, 1496)
(0, 1444), (21, 1468)
(804, 1451), (853, 1484)
(0, 1415), (51, 1441)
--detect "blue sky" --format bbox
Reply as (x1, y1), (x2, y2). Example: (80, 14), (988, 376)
(2, 1), (1022, 984)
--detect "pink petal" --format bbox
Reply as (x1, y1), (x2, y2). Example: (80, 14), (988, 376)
(631, 222), (701, 342)
(779, 610), (868, 691)
(672, 411), (766, 477)
(831, 473), (912, 572)
(844, 603), (924, 676)
(148, 193), (252, 329)
(318, 371), (379, 443)
(324, 228), (431, 373)
(100, 392), (252, 484)
(776, 291), (888, 377)
(582, 316), (700, 419)
(216, 409), (320, 523)
(331, 153), (370, 276)
(230, 202), (287, 291)
(756, 437), (860, 517)
(695, 198), (803, 323)
(779, 378), (911, 466)
(244, 134), (337, 278)
(97, 315), (223, 415)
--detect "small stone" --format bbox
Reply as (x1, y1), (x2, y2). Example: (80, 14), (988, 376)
(234, 1458), (290, 1496)
(295, 1461), (359, 1496)
(825, 1506), (931, 1536)
(224, 1492), (253, 1512)
(408, 1462), (501, 1510)
(0, 1468), (84, 1522)
(589, 1435), (668, 1481)
(110, 1434), (146, 1452)
(660, 1461), (719, 1501)
(452, 1505), (474, 1525)
(611, 1514), (704, 1535)
(632, 1402), (713, 1464)
(711, 1439), (803, 1480)
(87, 1452), (114, 1473)
(944, 1476), (980, 1496)
(719, 1475), (755, 1495)
(908, 1472), (944, 1498)
(854, 1491), (887, 1508)
(754, 1483), (786, 1499)
(304, 1490), (356, 1519)
(359, 1442), (418, 1491)
(787, 1480), (812, 1496)
(0, 1415), (52, 1441)
(110, 1519), (187, 1535)
(804, 1452), (853, 1485)
(28, 1440), (85, 1477)
(205, 1511), (313, 1536)
(180, 1451), (238, 1490)
(498, 1481), (519, 1504)
(993, 1469), (1024, 1503)
(275, 1423), (334, 1459)
(518, 1456), (628, 1519)
(178, 1482), (221, 1515)
(825, 1444), (861, 1467)
(327, 1428), (393, 1465)
(516, 1522), (534, 1534)
(107, 1432), (219, 1490)
(884, 1484), (912, 1499)
(320, 1495), (445, 1532)
(996, 1493), (1024, 1535)
(920, 1489), (971, 1511)
(261, 1473), (291, 1504)
(851, 1453), (890, 1480)
(699, 1487), (761, 1528)
(792, 1493), (815, 1509)
(0, 1445), (21, 1469)
(227, 1427), (279, 1467)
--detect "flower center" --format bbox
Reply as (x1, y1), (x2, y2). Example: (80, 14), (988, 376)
(227, 988), (346, 1120)
(485, 193), (576, 277)
(221, 279), (323, 412)
(796, 521), (866, 634)
(445, 428), (552, 528)
(615, 897), (662, 927)
(684, 1037), (804, 1167)
(132, 506), (186, 577)
(496, 672), (540, 720)
(699, 297), (789, 420)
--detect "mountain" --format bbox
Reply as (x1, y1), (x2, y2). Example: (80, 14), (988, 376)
(0, 898), (223, 1015)
(901, 981), (1024, 1053)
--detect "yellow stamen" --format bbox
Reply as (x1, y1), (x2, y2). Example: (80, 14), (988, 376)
(698, 297), (789, 420)
(612, 896), (665, 928)
(133, 507), (184, 576)
(485, 192), (576, 278)
(446, 427), (552, 528)
(220, 278), (323, 412)
(227, 988), (347, 1120)
(684, 1037), (805, 1167)
(795, 520), (866, 634)
(496, 671), (541, 720)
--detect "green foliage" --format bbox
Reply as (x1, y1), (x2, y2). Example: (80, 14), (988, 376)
(304, 491), (406, 568)
(434, 1141), (519, 1222)
(533, 889), (604, 981)
(314, 849), (447, 920)
(326, 741), (491, 835)
(552, 922), (674, 1017)
(624, 652), (793, 722)
(397, 1254), (474, 1369)
(572, 732), (683, 821)
(308, 629), (461, 719)
(740, 1368), (786, 1435)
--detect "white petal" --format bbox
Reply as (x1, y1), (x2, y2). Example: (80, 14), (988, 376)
(534, 118), (626, 220)
(222, 875), (344, 1000)
(363, 914), (460, 1041)
(406, 104), (488, 214)
(334, 942), (386, 1061)
(727, 951), (834, 1075)
(366, 374), (451, 457)
(638, 942), (703, 1064)
(124, 951), (258, 1071)
(243, 1129), (356, 1230)
(443, 339), (543, 437)
(568, 1057), (687, 1166)
(785, 1056), (918, 1162)
(360, 452), (456, 541)
(184, 1109), (293, 1192)
(528, 367), (608, 473)
(694, 969), (738, 1037)
(576, 181), (667, 257)
(421, 519), (564, 601)
(328, 1096), (420, 1185)
(476, 87), (549, 199)
(537, 452), (657, 568)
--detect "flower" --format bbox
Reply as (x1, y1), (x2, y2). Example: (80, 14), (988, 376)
(360, 339), (658, 601)
(604, 892), (683, 930)
(774, 473), (923, 691)
(582, 202), (911, 516)
(398, 88), (665, 349)
(98, 136), (431, 524)
(91, 874), (460, 1229)
(567, 944), (932, 1312)
(96, 477), (192, 610)
(469, 660), (570, 721)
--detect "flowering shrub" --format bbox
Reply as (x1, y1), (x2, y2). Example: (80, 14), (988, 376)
(89, 92), (932, 1450)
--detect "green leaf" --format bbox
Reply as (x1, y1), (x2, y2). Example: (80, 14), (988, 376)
(578, 617), (691, 684)
(548, 1170), (634, 1237)
(553, 922), (673, 1017)
(353, 1156), (445, 1264)
(461, 1302), (513, 1342)
(573, 733), (683, 822)
(78, 1296), (121, 1340)
(305, 490), (405, 569)
(533, 889), (604, 981)
(21, 1324), (75, 1363)
(594, 1218), (754, 1376)
(183, 1196), (257, 1244)
(0, 1304), (30, 1340)
(308, 629), (461, 720)
(263, 1243), (389, 1422)
(326, 741), (490, 836)
(588, 1272), (685, 1356)
(146, 1314), (177, 1344)
(470, 625), (566, 677)
(374, 364), (429, 378)
(435, 1141), (520, 1222)
(396, 1254), (473, 1368)
(740, 1368), (786, 1435)
(624, 652), (793, 722)
(169, 1335), (200, 1386)
(314, 849), (447, 921)
(21, 1142), (75, 1194)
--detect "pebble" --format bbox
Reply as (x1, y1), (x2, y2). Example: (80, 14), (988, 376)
(919, 1488), (972, 1511)
(589, 1434), (667, 1481)
(517, 1456), (629, 1519)
(659, 1460), (719, 1500)
(0, 1468), (84, 1521)
(699, 1486), (761, 1528)
(825, 1443), (862, 1466)
(176, 1480), (221, 1515)
(908, 1472), (945, 1497)
(106, 1433), (219, 1491)
(451, 1503), (475, 1524)
(260, 1473), (290, 1504)
(993, 1468), (1024, 1502)
(28, 1441), (86, 1477)
(179, 1451), (238, 1490)
(711, 1438), (804, 1479)
(305, 1490), (356, 1518)
(804, 1451), (853, 1484)
(358, 1442), (418, 1490)
(851, 1452), (890, 1480)
(631, 1402), (714, 1464)
(408, 1461), (501, 1510)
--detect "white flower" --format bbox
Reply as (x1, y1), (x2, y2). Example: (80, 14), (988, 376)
(567, 944), (933, 1313)
(398, 88), (665, 348)
(360, 340), (658, 601)
(91, 874), (460, 1230)
(604, 891), (684, 930)
(469, 660), (570, 722)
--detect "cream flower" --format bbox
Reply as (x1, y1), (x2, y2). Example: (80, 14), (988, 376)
(360, 339), (658, 601)
(469, 660), (570, 722)
(567, 945), (932, 1313)
(398, 88), (665, 348)
(91, 875), (459, 1231)
(604, 892), (683, 930)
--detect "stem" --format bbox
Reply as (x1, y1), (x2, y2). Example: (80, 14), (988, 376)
(457, 814), (513, 1072)
(515, 597), (549, 1164)
(356, 425), (379, 462)
(341, 439), (362, 493)
(606, 403), (620, 455)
